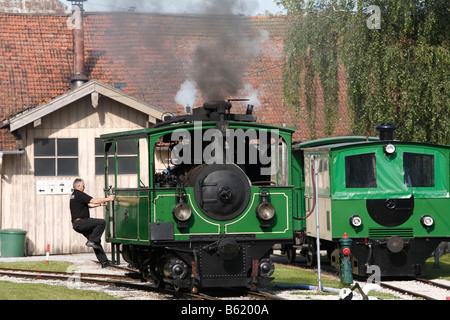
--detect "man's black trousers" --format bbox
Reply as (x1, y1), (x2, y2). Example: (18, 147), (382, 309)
(73, 218), (108, 264)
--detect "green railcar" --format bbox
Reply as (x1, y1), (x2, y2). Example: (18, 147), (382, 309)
(101, 101), (296, 290)
(292, 125), (450, 277)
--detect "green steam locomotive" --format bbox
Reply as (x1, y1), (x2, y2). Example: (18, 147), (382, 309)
(101, 101), (296, 290)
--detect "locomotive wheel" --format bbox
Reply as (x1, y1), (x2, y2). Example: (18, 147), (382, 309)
(153, 278), (164, 288)
(306, 241), (317, 266)
(150, 271), (165, 288)
(306, 251), (316, 266)
(286, 245), (297, 264)
(148, 256), (165, 288)
(173, 285), (182, 292)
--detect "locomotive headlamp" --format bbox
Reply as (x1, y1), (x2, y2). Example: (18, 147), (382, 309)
(173, 203), (192, 222)
(257, 202), (276, 221)
(349, 215), (362, 228)
(173, 189), (192, 227)
(383, 143), (396, 155)
(420, 215), (434, 227)
(256, 190), (275, 228)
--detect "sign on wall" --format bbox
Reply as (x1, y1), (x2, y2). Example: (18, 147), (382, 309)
(37, 180), (74, 195)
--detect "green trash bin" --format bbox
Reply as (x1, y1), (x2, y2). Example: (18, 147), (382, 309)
(0, 229), (27, 257)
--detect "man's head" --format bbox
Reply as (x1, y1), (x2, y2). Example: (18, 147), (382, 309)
(73, 178), (85, 192)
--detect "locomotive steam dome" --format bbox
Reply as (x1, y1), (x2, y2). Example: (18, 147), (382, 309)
(192, 164), (251, 221)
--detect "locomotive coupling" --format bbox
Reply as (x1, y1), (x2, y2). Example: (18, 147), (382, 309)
(386, 236), (405, 254)
(217, 239), (240, 260)
(202, 239), (240, 260)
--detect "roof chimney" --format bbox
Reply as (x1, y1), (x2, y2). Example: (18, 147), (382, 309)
(68, 1), (89, 89)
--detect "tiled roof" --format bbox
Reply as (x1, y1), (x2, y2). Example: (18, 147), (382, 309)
(0, 0), (68, 14)
(0, 12), (351, 150)
(0, 13), (74, 149)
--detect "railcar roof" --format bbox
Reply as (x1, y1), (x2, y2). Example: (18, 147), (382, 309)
(293, 136), (379, 150)
(294, 137), (450, 153)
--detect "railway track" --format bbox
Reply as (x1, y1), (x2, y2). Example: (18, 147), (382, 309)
(0, 266), (284, 300)
(0, 267), (178, 299)
(97, 261), (285, 300)
(379, 278), (450, 300)
(4, 261), (447, 300)
(273, 252), (450, 300)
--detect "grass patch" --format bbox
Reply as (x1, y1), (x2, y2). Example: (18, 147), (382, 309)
(425, 253), (450, 280)
(0, 281), (120, 300)
(0, 261), (74, 272)
(0, 260), (121, 300)
(267, 263), (399, 300)
(268, 263), (341, 290)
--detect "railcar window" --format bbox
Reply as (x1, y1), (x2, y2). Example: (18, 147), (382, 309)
(345, 153), (377, 188)
(404, 152), (435, 187)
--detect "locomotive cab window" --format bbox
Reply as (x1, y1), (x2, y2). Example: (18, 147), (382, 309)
(404, 152), (435, 187)
(345, 153), (377, 188)
(95, 138), (138, 175)
(153, 129), (289, 187)
(272, 138), (289, 186)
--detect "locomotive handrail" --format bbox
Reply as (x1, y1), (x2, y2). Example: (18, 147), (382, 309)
(294, 163), (316, 221)
(251, 181), (276, 186)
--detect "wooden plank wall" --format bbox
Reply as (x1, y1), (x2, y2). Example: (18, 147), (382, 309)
(1, 95), (150, 256)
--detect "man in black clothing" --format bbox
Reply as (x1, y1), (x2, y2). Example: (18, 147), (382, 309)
(70, 178), (115, 268)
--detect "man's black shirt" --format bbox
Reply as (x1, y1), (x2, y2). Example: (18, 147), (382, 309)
(70, 189), (93, 222)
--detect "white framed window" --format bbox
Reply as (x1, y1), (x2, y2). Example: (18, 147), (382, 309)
(34, 138), (79, 176)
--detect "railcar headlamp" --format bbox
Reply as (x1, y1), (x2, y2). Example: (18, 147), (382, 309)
(173, 203), (192, 222)
(349, 215), (362, 228)
(383, 143), (396, 155)
(420, 215), (434, 227)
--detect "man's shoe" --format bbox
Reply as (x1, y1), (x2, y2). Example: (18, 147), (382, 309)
(101, 260), (112, 268)
(85, 240), (102, 250)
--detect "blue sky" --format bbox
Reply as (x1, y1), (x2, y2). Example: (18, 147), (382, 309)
(60, 0), (286, 15)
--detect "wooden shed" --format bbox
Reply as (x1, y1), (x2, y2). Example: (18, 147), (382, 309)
(0, 80), (164, 255)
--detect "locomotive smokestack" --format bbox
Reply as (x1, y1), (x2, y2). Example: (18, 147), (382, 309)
(376, 124), (397, 141)
(68, 0), (89, 89)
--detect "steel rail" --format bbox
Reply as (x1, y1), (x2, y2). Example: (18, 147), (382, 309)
(416, 278), (450, 292)
(379, 282), (437, 300)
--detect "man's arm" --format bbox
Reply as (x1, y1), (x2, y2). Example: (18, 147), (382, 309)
(89, 195), (115, 208)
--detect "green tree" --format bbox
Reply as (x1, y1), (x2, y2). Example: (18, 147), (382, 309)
(278, 0), (449, 144)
